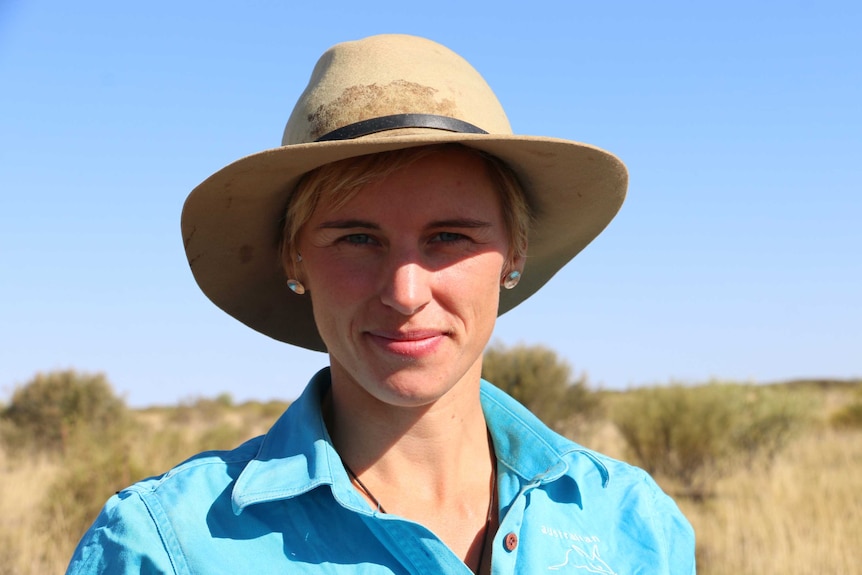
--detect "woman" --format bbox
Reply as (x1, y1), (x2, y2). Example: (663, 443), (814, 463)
(68, 34), (695, 574)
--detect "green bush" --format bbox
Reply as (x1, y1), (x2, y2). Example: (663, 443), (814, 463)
(1, 370), (127, 454)
(611, 382), (810, 496)
(482, 343), (597, 431)
(830, 395), (862, 429)
(169, 393), (236, 425)
(240, 399), (291, 422)
(196, 423), (246, 451)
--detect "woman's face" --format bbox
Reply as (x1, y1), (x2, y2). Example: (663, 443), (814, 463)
(298, 149), (515, 408)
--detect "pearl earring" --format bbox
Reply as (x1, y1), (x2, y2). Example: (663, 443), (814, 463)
(502, 270), (521, 290)
(287, 279), (306, 295)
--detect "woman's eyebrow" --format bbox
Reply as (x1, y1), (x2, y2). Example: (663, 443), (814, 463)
(316, 219), (381, 230)
(427, 218), (492, 229)
(316, 218), (492, 230)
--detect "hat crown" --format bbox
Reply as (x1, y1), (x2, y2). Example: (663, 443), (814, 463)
(283, 34), (513, 145)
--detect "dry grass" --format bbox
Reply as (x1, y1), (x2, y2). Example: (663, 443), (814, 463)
(679, 428), (862, 574)
(568, 383), (861, 575)
(0, 451), (67, 575)
(1, 385), (859, 574)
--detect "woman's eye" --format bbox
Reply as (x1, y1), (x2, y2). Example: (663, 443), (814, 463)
(432, 232), (466, 243)
(341, 234), (375, 245)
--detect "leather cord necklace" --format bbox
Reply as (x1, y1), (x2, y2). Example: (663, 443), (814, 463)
(342, 458), (497, 574)
(343, 462), (388, 513)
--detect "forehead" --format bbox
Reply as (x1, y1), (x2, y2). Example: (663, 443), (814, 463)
(312, 149), (503, 220)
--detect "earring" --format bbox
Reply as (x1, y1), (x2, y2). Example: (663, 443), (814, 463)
(502, 270), (521, 290)
(287, 279), (306, 295)
(296, 253), (303, 263)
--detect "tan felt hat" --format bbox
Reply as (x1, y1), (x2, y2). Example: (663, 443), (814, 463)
(181, 34), (628, 351)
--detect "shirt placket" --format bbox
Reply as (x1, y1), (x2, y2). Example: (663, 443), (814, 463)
(489, 479), (540, 573)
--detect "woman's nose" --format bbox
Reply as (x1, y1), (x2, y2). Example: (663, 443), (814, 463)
(379, 257), (432, 316)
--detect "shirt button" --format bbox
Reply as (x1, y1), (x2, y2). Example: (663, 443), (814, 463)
(504, 532), (518, 551)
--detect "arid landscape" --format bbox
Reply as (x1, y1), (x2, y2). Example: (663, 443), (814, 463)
(1, 367), (860, 574)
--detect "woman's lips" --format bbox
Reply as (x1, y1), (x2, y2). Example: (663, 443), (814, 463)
(365, 330), (447, 358)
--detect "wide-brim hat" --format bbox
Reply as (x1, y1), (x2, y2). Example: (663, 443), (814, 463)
(182, 34), (627, 352)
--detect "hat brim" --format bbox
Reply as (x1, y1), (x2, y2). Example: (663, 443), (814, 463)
(181, 133), (627, 351)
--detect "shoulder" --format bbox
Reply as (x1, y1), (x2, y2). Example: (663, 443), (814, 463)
(480, 382), (695, 571)
(131, 435), (263, 496)
(564, 445), (690, 521)
(527, 443), (696, 574)
(66, 436), (264, 575)
(549, 443), (696, 573)
(124, 434), (268, 528)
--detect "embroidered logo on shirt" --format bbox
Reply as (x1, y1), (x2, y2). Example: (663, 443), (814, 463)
(548, 544), (618, 574)
(540, 525), (601, 544)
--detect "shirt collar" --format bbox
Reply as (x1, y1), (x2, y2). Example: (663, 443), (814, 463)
(480, 380), (609, 488)
(231, 369), (347, 514)
(232, 369), (609, 514)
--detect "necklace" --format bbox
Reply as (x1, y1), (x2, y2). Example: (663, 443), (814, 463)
(343, 462), (388, 513)
(341, 457), (497, 574)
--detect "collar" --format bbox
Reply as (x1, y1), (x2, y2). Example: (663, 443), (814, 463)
(479, 381), (609, 488)
(231, 369), (609, 514)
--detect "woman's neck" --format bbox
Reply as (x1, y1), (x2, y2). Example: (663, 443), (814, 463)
(322, 368), (497, 570)
(324, 365), (491, 491)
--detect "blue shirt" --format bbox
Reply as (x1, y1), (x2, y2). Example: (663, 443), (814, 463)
(67, 369), (695, 574)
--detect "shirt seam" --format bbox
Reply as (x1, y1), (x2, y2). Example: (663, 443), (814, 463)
(133, 490), (188, 575)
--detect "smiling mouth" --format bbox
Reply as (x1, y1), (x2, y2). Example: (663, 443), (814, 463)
(365, 330), (449, 358)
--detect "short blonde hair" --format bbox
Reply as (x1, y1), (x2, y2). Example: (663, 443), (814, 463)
(280, 144), (532, 276)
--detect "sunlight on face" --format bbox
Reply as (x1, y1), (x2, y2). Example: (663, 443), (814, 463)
(298, 149), (513, 408)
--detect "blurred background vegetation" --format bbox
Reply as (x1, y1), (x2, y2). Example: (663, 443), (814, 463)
(1, 345), (860, 574)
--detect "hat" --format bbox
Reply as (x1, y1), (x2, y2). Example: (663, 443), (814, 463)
(181, 34), (627, 351)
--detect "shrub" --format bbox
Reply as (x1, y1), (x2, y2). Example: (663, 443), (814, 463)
(611, 382), (810, 496)
(169, 393), (235, 425)
(42, 425), (147, 544)
(482, 343), (597, 431)
(831, 398), (862, 429)
(196, 423), (246, 451)
(1, 370), (127, 454)
(240, 399), (291, 421)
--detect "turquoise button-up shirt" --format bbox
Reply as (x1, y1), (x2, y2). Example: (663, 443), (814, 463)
(67, 369), (695, 574)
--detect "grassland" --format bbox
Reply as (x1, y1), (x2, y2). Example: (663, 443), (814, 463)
(1, 381), (860, 574)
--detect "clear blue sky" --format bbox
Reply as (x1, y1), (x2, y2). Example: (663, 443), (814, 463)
(2, 1), (859, 406)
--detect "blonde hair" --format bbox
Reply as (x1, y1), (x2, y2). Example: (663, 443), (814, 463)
(280, 144), (532, 276)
